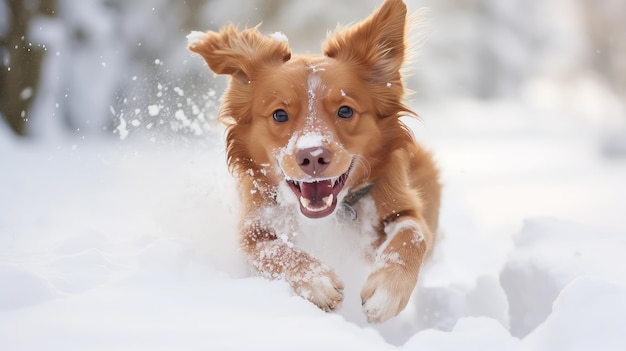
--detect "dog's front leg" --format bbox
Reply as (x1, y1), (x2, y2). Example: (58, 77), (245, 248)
(241, 224), (344, 311)
(361, 217), (428, 323)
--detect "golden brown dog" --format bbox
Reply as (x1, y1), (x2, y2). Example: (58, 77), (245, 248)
(188, 0), (440, 323)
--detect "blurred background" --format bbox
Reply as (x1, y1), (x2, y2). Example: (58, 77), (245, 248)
(2, 2), (626, 343)
(1, 0), (625, 144)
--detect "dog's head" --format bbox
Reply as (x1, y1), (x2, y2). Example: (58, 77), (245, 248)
(189, 0), (415, 218)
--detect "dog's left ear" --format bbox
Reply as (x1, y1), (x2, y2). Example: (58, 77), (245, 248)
(323, 0), (407, 84)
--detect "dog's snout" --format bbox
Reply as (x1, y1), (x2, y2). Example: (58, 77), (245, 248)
(296, 147), (332, 176)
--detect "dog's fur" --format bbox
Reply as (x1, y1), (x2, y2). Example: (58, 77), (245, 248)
(188, 0), (440, 323)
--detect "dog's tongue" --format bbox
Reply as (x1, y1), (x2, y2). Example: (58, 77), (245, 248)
(293, 178), (342, 218)
(301, 180), (333, 202)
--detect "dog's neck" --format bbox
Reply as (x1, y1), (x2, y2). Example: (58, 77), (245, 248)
(340, 183), (376, 221)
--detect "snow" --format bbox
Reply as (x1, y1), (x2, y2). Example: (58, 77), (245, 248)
(295, 132), (325, 149)
(382, 219), (424, 244)
(186, 31), (207, 47)
(270, 31), (289, 43)
(3, 0), (626, 349)
(524, 277), (626, 351)
(147, 104), (160, 117)
(501, 217), (626, 337)
(2, 99), (626, 350)
(404, 318), (525, 350)
(116, 115), (129, 140)
(309, 147), (324, 157)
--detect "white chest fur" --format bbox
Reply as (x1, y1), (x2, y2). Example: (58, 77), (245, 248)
(274, 185), (381, 324)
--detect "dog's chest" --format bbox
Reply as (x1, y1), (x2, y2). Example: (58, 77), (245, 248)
(267, 187), (382, 324)
(272, 181), (380, 263)
(292, 196), (380, 322)
(291, 196), (379, 265)
(292, 196), (379, 303)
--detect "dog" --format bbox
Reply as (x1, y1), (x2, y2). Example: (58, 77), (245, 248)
(188, 0), (440, 324)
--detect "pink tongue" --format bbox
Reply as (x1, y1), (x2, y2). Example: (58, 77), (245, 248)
(301, 180), (333, 202)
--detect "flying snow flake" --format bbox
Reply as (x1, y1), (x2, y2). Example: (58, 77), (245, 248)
(20, 87), (33, 100)
(173, 109), (204, 136)
(148, 105), (160, 117)
(174, 109), (188, 123)
(116, 115), (129, 140)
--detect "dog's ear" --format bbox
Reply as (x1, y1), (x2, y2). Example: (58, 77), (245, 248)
(323, 0), (407, 84)
(188, 25), (291, 82)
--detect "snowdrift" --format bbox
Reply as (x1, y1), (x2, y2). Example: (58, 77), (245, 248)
(2, 104), (626, 350)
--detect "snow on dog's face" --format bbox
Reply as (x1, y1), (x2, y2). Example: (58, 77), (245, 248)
(266, 60), (354, 218)
(189, 0), (413, 218)
(252, 56), (386, 218)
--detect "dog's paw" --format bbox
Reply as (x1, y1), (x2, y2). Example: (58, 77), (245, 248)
(289, 263), (344, 312)
(361, 263), (417, 323)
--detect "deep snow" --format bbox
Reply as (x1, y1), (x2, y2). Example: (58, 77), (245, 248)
(4, 0), (626, 348)
(2, 99), (626, 350)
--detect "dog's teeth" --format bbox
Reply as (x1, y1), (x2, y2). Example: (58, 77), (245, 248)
(323, 194), (334, 208)
(300, 195), (333, 210)
(300, 196), (311, 208)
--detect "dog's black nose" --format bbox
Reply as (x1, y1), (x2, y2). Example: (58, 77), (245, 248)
(296, 147), (332, 176)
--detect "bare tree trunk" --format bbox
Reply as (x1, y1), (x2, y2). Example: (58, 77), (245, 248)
(0, 0), (55, 137)
(582, 0), (626, 101)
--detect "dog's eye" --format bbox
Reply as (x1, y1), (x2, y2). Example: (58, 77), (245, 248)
(337, 106), (353, 119)
(272, 109), (289, 123)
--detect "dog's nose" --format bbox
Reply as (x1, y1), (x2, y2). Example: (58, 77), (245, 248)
(296, 147), (332, 176)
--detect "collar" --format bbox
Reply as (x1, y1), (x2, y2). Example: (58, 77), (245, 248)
(340, 183), (376, 220)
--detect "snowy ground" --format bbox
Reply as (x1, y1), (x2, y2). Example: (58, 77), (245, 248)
(2, 99), (626, 350)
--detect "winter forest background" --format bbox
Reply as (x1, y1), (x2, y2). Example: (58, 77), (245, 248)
(2, 0), (626, 350)
(2, 0), (625, 140)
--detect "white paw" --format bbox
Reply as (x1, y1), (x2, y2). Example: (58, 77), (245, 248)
(290, 264), (344, 312)
(361, 265), (416, 323)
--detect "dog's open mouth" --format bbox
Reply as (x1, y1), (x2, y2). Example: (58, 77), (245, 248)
(286, 167), (351, 218)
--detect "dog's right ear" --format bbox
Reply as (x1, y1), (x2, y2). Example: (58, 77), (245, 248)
(187, 25), (291, 82)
